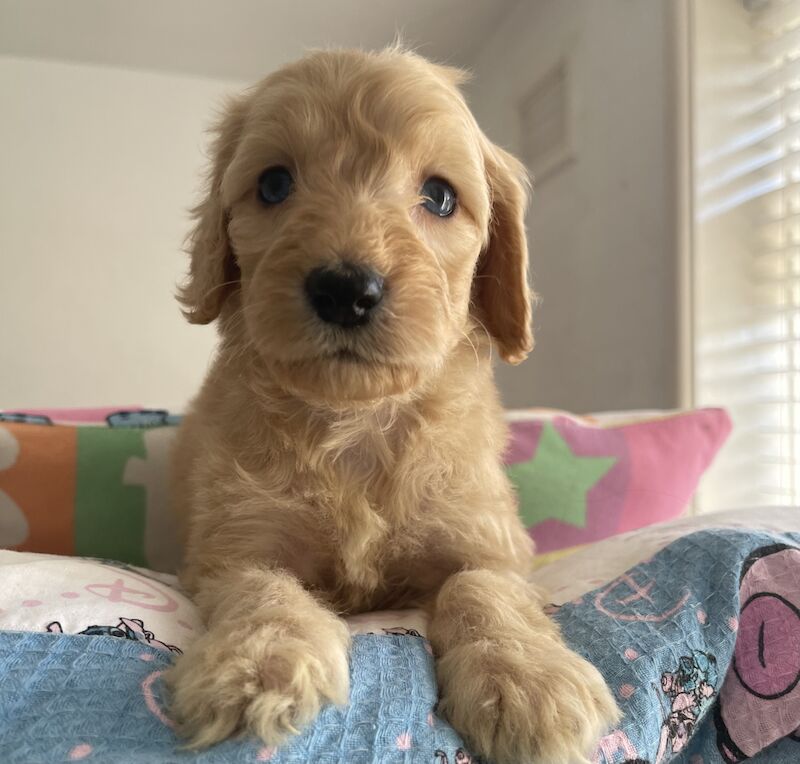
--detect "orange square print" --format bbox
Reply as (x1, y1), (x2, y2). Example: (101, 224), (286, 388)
(0, 423), (77, 555)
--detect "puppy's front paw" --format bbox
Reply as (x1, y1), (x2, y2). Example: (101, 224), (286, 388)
(165, 619), (350, 749)
(437, 638), (620, 764)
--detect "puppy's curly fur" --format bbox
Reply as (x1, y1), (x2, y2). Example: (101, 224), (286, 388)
(166, 46), (619, 763)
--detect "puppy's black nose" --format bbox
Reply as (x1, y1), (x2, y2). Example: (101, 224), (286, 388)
(305, 264), (384, 327)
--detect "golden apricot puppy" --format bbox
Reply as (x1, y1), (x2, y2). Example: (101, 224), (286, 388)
(166, 46), (619, 763)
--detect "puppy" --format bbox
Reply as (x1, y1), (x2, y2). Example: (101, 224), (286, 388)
(166, 46), (619, 763)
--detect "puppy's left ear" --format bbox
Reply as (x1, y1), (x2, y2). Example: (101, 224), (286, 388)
(473, 140), (534, 365)
(178, 95), (248, 324)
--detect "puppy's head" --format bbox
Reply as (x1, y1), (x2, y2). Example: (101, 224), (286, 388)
(179, 48), (533, 404)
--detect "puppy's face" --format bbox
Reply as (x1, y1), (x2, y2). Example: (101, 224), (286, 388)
(180, 49), (533, 404)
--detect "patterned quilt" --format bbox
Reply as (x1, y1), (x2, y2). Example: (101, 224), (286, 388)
(0, 511), (799, 763)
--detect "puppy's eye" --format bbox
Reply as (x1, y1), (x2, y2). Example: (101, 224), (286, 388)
(257, 166), (293, 205)
(420, 177), (457, 217)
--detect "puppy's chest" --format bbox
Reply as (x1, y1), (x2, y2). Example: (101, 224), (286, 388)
(306, 449), (416, 541)
(286, 444), (442, 602)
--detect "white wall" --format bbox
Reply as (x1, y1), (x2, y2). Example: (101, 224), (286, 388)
(468, 0), (679, 412)
(0, 56), (241, 409)
(0, 0), (515, 81)
(1, 2), (680, 413)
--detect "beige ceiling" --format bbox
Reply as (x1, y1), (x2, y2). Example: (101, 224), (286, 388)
(0, 0), (519, 81)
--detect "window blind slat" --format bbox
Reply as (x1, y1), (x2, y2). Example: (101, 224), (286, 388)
(759, 20), (800, 57)
(755, 0), (800, 32)
(759, 57), (800, 91)
(695, 0), (800, 512)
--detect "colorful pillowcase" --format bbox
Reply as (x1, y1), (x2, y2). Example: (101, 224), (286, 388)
(0, 409), (182, 572)
(0, 407), (731, 571)
(506, 408), (732, 555)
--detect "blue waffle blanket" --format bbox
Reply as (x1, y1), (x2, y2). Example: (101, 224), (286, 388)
(2, 528), (800, 763)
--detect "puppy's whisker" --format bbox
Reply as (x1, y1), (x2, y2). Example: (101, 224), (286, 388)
(193, 279), (241, 303)
(460, 329), (480, 370)
(471, 316), (494, 365)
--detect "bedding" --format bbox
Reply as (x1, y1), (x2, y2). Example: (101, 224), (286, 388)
(0, 508), (798, 763)
(0, 406), (730, 570)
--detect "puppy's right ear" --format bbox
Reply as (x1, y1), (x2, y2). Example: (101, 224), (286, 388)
(178, 96), (248, 324)
(474, 139), (534, 365)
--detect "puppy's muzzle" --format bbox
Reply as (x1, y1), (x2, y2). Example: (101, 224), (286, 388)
(305, 263), (384, 328)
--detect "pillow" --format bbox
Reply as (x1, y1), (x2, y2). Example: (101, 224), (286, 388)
(505, 408), (732, 554)
(0, 409), (182, 572)
(0, 407), (731, 570)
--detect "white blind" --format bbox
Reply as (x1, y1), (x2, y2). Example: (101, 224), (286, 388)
(694, 0), (800, 511)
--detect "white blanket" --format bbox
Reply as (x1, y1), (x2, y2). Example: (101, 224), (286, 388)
(0, 507), (796, 653)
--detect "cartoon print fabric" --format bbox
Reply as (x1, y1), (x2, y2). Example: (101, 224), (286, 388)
(655, 651), (718, 761)
(713, 545), (800, 761)
(556, 530), (800, 764)
(45, 617), (181, 653)
(0, 551), (201, 653)
(0, 551), (434, 648)
(2, 522), (800, 762)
